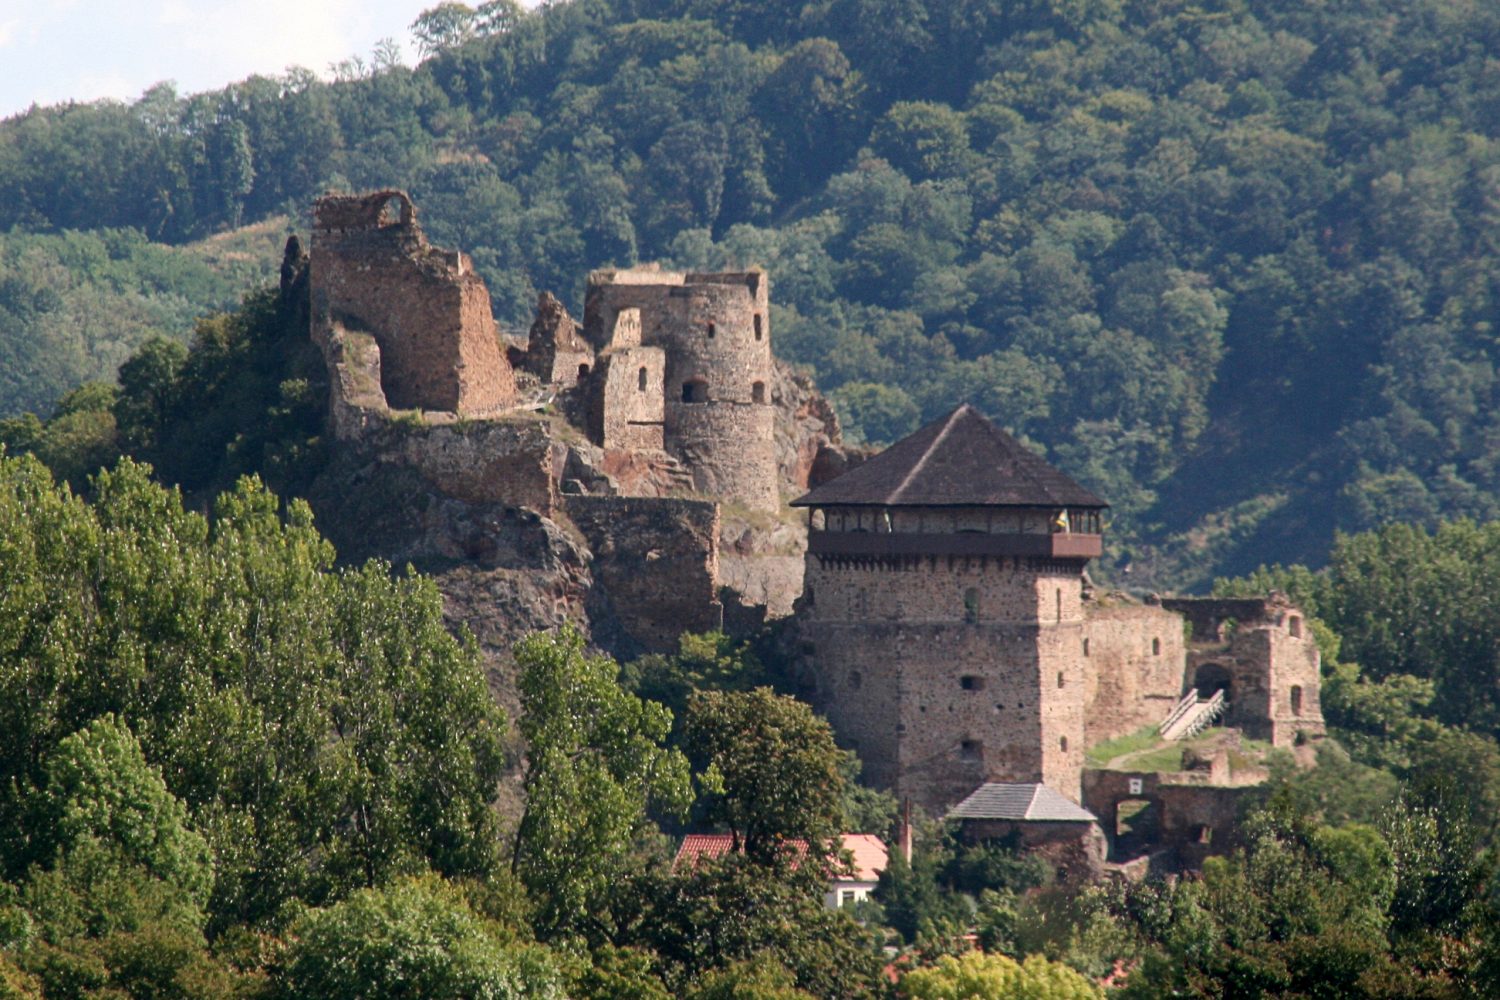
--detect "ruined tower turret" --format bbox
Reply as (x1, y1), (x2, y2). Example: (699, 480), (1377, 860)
(310, 189), (515, 417)
(583, 267), (778, 512)
(792, 405), (1108, 810)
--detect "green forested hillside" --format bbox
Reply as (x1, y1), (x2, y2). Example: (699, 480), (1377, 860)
(5, 0), (1500, 587)
(0, 221), (285, 418)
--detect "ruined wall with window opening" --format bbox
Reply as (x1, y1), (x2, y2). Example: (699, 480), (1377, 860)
(310, 190), (515, 417)
(584, 267), (778, 511)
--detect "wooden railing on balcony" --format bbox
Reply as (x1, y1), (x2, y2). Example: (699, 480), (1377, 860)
(806, 531), (1103, 559)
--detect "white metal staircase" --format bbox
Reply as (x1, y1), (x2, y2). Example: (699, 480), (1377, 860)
(1159, 688), (1226, 741)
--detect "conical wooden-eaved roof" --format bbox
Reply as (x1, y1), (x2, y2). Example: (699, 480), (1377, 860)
(793, 404), (1107, 509)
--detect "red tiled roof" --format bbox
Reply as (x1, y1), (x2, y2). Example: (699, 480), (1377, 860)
(675, 833), (739, 869)
(673, 833), (888, 882)
(840, 833), (889, 883)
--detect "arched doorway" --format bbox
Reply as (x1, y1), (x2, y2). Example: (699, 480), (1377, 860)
(1114, 798), (1158, 857)
(1193, 662), (1232, 701)
(377, 192), (412, 226)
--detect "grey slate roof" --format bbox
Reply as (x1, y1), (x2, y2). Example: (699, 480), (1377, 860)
(946, 783), (1098, 822)
(792, 404), (1107, 509)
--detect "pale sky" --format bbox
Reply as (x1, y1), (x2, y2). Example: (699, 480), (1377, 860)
(0, 1), (513, 120)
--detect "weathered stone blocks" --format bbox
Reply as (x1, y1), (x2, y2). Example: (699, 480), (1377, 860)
(584, 267), (779, 512)
(567, 496), (724, 652)
(310, 190), (515, 417)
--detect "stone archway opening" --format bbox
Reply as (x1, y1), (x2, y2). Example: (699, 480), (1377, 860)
(378, 193), (408, 226)
(1193, 662), (1233, 701)
(1114, 798), (1158, 857)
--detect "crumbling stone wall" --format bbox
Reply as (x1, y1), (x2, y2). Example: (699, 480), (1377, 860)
(319, 323), (389, 440)
(1082, 769), (1258, 869)
(1160, 597), (1325, 747)
(800, 552), (1089, 811)
(310, 190), (515, 416)
(586, 307), (665, 452)
(1081, 601), (1188, 746)
(567, 496), (723, 652)
(393, 417), (557, 517)
(584, 267), (778, 511)
(525, 292), (594, 388)
(608, 307), (642, 349)
(588, 347), (666, 450)
(956, 820), (1106, 882)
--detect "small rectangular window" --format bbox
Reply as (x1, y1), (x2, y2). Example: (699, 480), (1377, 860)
(959, 739), (981, 762)
(960, 675), (984, 691)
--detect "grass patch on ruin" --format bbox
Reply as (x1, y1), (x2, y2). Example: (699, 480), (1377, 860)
(1085, 726), (1161, 767)
(1126, 745), (1187, 772)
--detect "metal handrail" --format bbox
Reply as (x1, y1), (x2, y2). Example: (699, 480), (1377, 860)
(1162, 689), (1227, 741)
(1158, 689), (1199, 735)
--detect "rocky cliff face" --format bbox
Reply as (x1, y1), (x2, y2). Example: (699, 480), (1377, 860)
(294, 199), (858, 701)
(304, 443), (590, 713)
(300, 355), (852, 707)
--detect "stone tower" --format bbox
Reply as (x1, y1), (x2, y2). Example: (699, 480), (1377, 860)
(792, 405), (1107, 810)
(583, 267), (778, 512)
(310, 189), (515, 416)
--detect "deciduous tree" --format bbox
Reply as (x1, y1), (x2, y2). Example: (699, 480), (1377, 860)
(512, 626), (691, 938)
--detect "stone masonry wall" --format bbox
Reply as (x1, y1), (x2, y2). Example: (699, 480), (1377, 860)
(1263, 624), (1324, 746)
(392, 416), (557, 517)
(525, 291), (594, 388)
(1081, 602), (1189, 746)
(320, 323), (389, 441)
(609, 307), (643, 349)
(671, 403), (778, 510)
(1083, 769), (1257, 868)
(589, 346), (665, 451)
(581, 265), (687, 349)
(583, 268), (778, 511)
(567, 496), (723, 652)
(802, 555), (1089, 810)
(311, 190), (514, 416)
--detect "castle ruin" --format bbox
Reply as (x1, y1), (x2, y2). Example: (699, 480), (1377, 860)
(299, 191), (1325, 872)
(583, 267), (779, 513)
(300, 191), (817, 656)
(790, 405), (1325, 868)
(310, 190), (515, 418)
